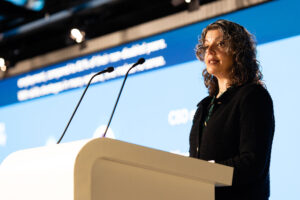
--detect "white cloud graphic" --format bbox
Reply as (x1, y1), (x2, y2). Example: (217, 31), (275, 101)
(168, 108), (196, 126)
(45, 136), (57, 146)
(170, 150), (189, 157)
(0, 123), (7, 147)
(93, 125), (115, 139)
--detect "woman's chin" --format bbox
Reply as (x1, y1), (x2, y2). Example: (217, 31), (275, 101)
(206, 66), (217, 76)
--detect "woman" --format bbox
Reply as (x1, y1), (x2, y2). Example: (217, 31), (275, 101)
(189, 20), (275, 200)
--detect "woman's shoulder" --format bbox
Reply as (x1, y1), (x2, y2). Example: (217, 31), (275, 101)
(236, 82), (273, 106)
(197, 96), (212, 107)
(237, 82), (269, 95)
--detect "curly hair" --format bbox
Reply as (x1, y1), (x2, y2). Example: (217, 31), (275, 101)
(196, 19), (263, 96)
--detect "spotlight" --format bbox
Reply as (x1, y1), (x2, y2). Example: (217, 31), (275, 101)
(70, 28), (85, 44)
(171, 0), (200, 11)
(0, 58), (6, 72)
(171, 0), (190, 6)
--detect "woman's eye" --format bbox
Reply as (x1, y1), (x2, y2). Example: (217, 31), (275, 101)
(203, 46), (208, 50)
(218, 41), (225, 47)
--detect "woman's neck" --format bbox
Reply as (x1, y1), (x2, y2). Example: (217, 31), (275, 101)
(217, 78), (230, 98)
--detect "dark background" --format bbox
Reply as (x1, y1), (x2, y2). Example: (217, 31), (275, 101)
(0, 0), (216, 70)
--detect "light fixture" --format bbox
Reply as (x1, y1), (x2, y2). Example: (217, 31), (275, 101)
(0, 58), (6, 72)
(172, 0), (191, 6)
(171, 0), (199, 11)
(70, 28), (85, 44)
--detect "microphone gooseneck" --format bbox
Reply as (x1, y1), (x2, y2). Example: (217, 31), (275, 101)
(57, 67), (114, 144)
(102, 58), (145, 137)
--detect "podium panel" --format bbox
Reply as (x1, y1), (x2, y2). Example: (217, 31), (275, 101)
(92, 158), (214, 200)
(0, 138), (233, 200)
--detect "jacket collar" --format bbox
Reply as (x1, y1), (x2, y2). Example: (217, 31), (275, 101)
(197, 84), (243, 107)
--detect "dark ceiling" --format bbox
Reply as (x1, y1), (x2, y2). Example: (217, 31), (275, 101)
(0, 0), (216, 69)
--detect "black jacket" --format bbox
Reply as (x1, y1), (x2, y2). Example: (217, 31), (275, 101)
(189, 83), (275, 200)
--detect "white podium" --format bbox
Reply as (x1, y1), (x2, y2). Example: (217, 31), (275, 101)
(0, 138), (233, 200)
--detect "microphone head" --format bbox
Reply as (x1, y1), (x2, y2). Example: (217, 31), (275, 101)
(106, 66), (114, 72)
(137, 58), (145, 65)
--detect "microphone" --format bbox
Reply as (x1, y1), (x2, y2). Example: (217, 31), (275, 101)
(57, 66), (114, 144)
(102, 58), (145, 137)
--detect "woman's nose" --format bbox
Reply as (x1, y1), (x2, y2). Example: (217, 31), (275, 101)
(206, 45), (216, 55)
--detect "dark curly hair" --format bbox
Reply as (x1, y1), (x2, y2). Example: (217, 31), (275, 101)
(196, 19), (263, 96)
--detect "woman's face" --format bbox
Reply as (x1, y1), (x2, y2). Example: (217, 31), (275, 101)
(204, 29), (233, 79)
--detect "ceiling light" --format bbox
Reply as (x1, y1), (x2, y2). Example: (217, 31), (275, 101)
(185, 0), (191, 3)
(0, 65), (7, 72)
(70, 28), (85, 44)
(0, 58), (7, 72)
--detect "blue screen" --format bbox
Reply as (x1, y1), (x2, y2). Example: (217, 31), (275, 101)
(0, 0), (299, 199)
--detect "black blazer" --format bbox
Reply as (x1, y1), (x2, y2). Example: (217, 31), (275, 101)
(189, 83), (275, 200)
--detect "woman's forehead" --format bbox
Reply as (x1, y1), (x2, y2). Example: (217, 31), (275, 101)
(204, 30), (224, 43)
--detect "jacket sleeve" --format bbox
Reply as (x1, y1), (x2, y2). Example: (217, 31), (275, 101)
(189, 97), (210, 158)
(216, 85), (275, 185)
(189, 104), (202, 158)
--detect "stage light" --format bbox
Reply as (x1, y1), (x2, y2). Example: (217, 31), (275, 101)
(172, 0), (199, 11)
(0, 58), (7, 72)
(70, 28), (85, 44)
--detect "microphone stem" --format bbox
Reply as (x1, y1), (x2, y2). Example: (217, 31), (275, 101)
(57, 70), (107, 144)
(103, 64), (137, 137)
